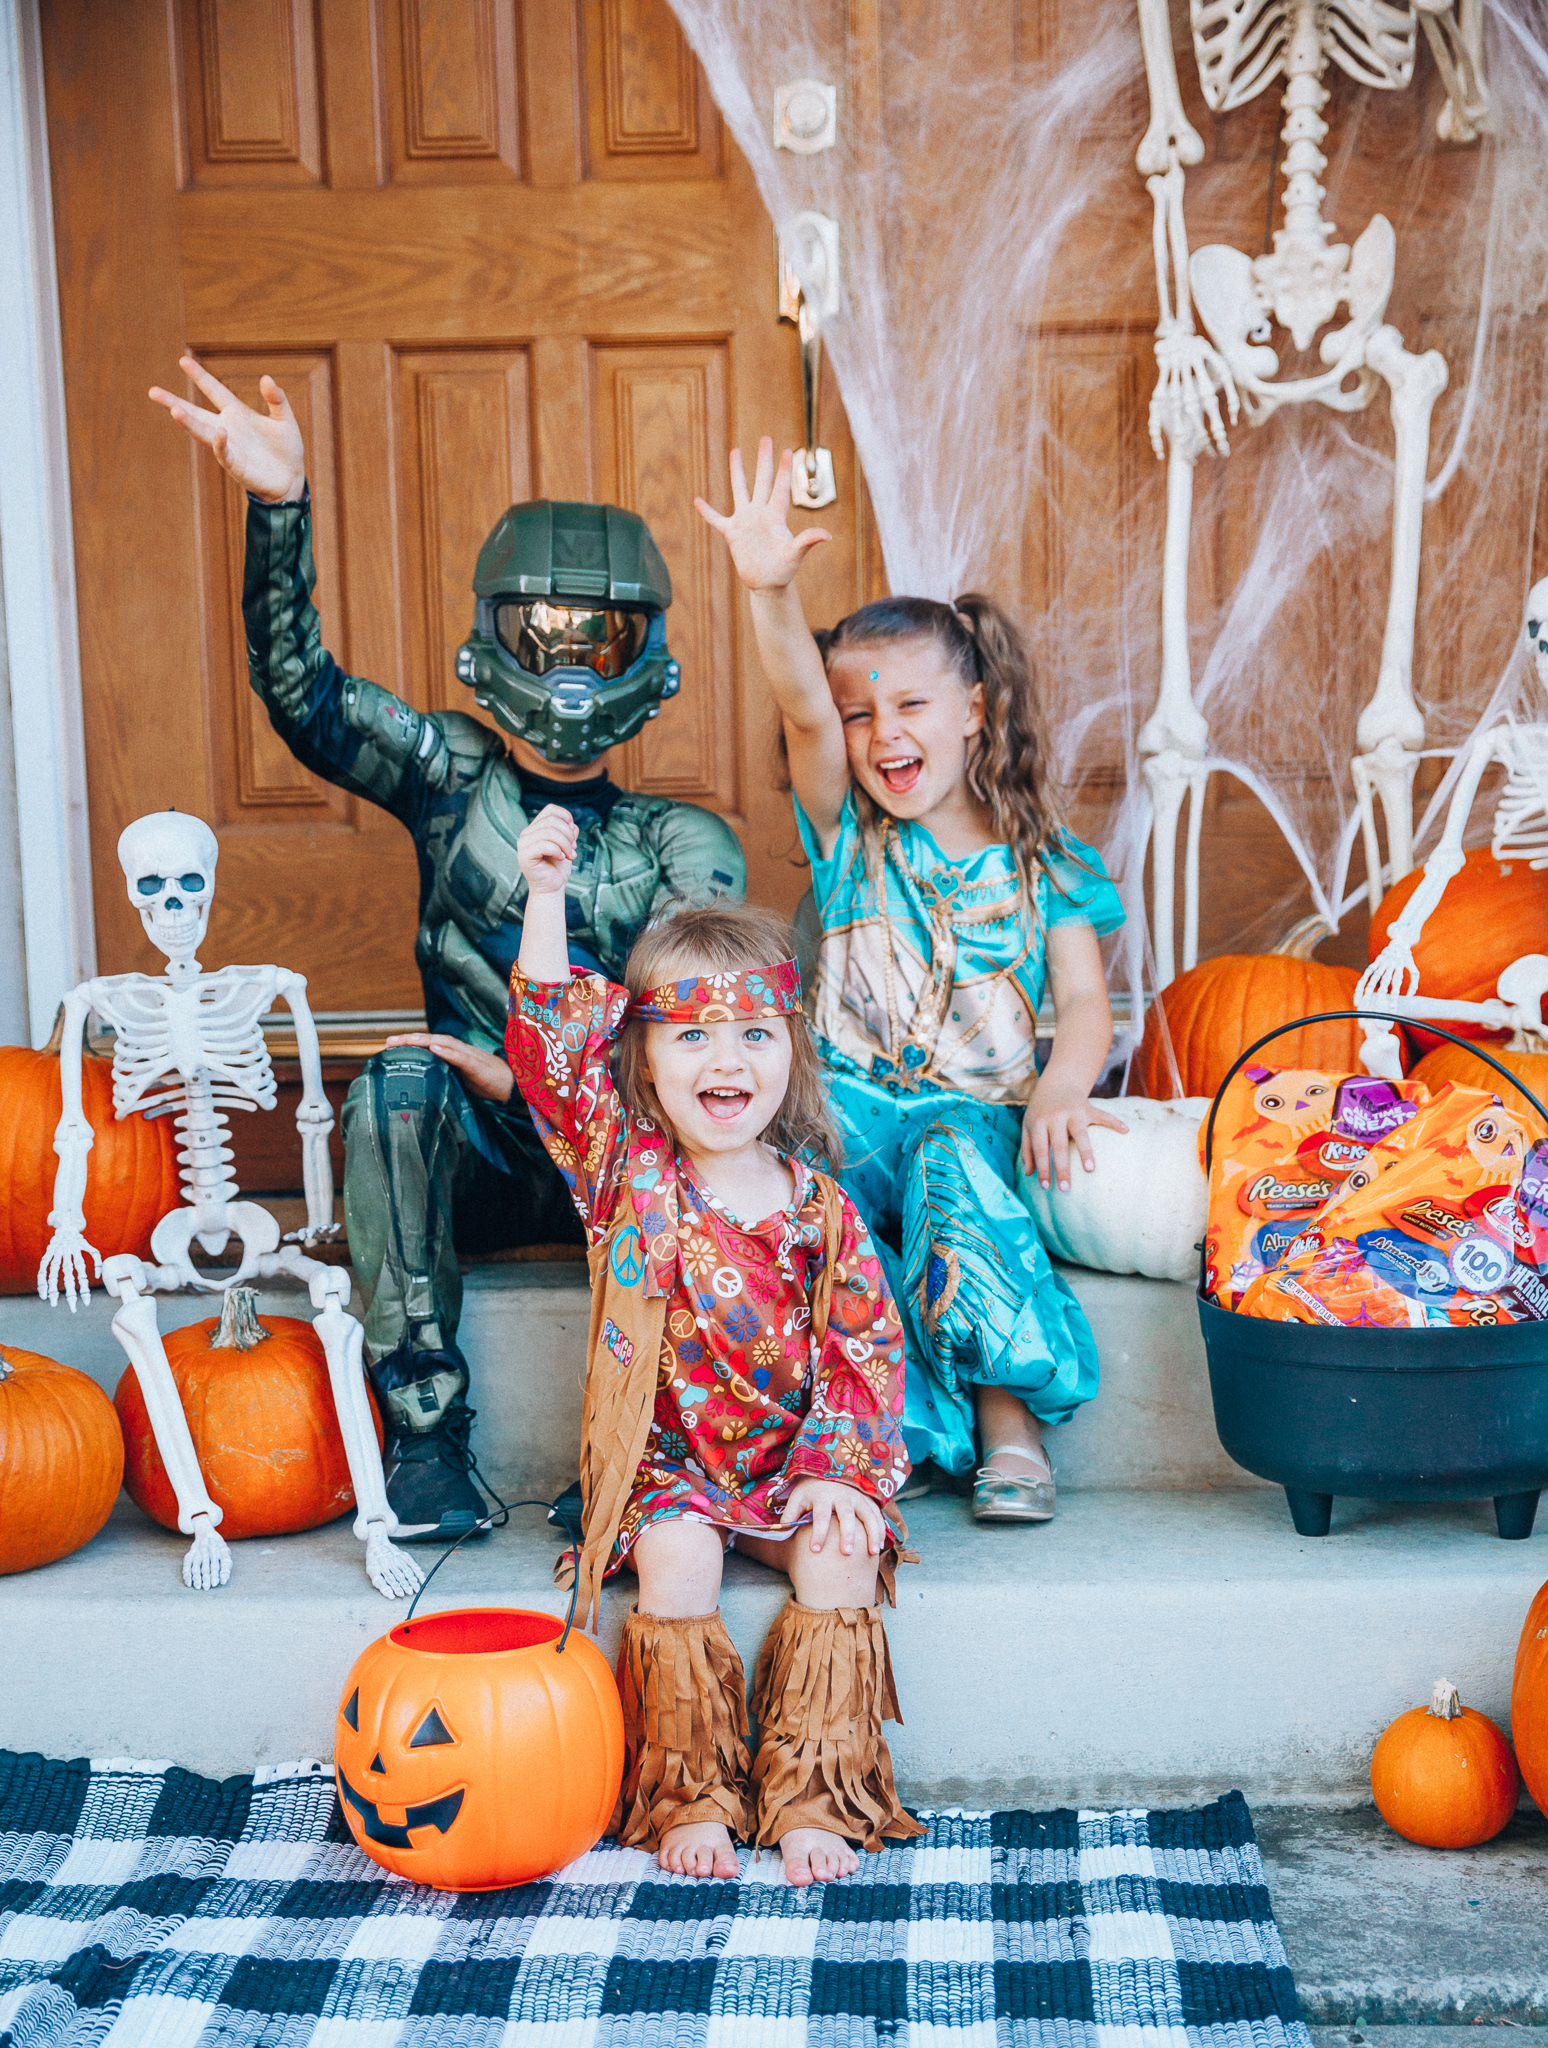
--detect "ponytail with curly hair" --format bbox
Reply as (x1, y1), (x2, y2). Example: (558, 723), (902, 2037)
(814, 593), (1067, 904)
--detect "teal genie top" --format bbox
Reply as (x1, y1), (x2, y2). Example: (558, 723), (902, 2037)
(794, 791), (1123, 1105)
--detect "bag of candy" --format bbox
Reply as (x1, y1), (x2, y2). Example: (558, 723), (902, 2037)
(1237, 1087), (1548, 1328)
(1202, 1067), (1430, 1307)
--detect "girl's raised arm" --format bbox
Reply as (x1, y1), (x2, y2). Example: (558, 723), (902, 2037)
(516, 804), (578, 982)
(696, 438), (850, 835)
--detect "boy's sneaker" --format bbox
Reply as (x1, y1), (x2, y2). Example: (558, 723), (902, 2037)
(381, 1396), (496, 1544)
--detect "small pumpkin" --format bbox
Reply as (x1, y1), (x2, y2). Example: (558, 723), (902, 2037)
(0, 1344), (124, 1573)
(1510, 1578), (1548, 1815)
(1130, 952), (1368, 1102)
(335, 1605), (625, 1889)
(0, 1047), (180, 1293)
(116, 1287), (382, 1540)
(1016, 1096), (1212, 1281)
(1411, 1034), (1548, 1132)
(1370, 849), (1548, 1048)
(1370, 1678), (1519, 1848)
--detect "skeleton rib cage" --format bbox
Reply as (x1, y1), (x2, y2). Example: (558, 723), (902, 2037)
(1133, 0), (1493, 988)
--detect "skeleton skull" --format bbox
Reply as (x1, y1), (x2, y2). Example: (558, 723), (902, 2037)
(1526, 577), (1548, 699)
(117, 810), (219, 965)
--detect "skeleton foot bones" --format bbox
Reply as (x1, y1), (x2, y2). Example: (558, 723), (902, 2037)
(39, 811), (420, 1600)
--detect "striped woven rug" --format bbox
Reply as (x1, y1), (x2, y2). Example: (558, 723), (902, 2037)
(0, 1750), (1310, 2045)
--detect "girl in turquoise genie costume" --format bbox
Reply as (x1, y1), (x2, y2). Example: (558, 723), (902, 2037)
(698, 441), (1127, 1523)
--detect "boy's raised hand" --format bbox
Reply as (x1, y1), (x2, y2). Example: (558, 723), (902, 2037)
(695, 437), (831, 592)
(516, 804), (579, 894)
(149, 356), (307, 504)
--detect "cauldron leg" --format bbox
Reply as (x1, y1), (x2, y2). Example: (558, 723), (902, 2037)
(1493, 1490), (1540, 1541)
(1284, 1488), (1333, 1537)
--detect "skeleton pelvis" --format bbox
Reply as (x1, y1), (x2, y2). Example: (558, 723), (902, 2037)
(151, 1201), (281, 1286)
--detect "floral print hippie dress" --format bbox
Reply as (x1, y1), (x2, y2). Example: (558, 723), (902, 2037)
(504, 961), (922, 1857)
(503, 965), (911, 1573)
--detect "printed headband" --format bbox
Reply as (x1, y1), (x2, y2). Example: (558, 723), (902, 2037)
(628, 957), (803, 1024)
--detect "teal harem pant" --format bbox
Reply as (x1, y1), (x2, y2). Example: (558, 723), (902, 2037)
(825, 1070), (1099, 1475)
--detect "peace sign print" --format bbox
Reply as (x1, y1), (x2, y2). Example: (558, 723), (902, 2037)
(610, 1225), (646, 1288)
(711, 1266), (744, 1299)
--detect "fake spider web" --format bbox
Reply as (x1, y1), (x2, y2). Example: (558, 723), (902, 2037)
(664, 0), (1548, 1040)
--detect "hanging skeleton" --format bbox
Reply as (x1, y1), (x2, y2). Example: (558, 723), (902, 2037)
(1134, 0), (1493, 984)
(1354, 582), (1548, 1075)
(37, 810), (421, 1600)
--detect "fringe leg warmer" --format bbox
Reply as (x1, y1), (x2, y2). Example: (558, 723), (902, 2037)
(750, 1600), (925, 1850)
(613, 1609), (752, 1847)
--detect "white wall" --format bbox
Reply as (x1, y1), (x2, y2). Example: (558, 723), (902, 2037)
(0, 0), (95, 1045)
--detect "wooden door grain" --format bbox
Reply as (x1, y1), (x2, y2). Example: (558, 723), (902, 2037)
(41, 0), (871, 1012)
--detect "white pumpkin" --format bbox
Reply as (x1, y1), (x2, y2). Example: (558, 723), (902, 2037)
(1015, 1097), (1211, 1283)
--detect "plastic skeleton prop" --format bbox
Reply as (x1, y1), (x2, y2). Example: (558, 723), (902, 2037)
(37, 811), (422, 1600)
(1135, 0), (1493, 983)
(1353, 582), (1548, 1077)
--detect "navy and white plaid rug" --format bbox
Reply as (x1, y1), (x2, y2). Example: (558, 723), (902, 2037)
(0, 1749), (1310, 2046)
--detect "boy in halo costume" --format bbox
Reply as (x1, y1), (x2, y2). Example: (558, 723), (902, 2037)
(152, 359), (744, 1543)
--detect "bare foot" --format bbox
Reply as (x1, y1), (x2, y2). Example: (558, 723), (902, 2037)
(780, 1826), (859, 1886)
(659, 1820), (739, 1879)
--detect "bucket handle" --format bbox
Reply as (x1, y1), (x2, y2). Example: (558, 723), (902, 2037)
(1201, 1011), (1548, 1175)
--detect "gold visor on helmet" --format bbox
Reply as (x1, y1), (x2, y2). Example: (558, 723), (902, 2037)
(495, 600), (649, 680)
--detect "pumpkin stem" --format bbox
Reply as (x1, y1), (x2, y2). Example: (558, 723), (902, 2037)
(210, 1287), (269, 1352)
(1428, 1678), (1464, 1720)
(0, 1349), (9, 1381)
(1271, 914), (1334, 961)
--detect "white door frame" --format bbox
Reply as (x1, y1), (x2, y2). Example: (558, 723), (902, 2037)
(0, 0), (95, 1046)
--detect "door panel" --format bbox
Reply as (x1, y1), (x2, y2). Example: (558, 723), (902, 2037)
(394, 348), (535, 717)
(42, 0), (871, 1010)
(194, 352), (349, 824)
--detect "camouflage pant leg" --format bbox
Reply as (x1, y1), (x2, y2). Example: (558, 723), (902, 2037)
(342, 1047), (580, 1391)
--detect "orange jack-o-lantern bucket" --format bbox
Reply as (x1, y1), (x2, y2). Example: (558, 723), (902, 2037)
(334, 1606), (624, 1891)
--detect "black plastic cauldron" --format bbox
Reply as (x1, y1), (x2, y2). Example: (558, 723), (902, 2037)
(1198, 1012), (1548, 1540)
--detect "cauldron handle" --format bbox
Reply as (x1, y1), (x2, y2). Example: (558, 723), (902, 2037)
(1197, 1009), (1548, 1298)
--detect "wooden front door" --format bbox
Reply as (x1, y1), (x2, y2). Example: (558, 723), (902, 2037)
(41, 0), (876, 1015)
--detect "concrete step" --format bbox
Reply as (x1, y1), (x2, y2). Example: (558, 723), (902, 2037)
(1261, 1805), (1548, 2024)
(2, 1487), (1544, 1807)
(1, 1261), (1267, 1500)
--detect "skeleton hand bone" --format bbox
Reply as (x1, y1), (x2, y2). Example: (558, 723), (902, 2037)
(282, 1221), (342, 1247)
(39, 1230), (103, 1311)
(183, 1513), (233, 1592)
(1149, 325), (1240, 459)
(365, 1525), (425, 1601)
(1356, 945), (1420, 1004)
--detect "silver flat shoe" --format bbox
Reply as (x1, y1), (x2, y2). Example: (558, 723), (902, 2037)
(972, 1450), (1056, 1524)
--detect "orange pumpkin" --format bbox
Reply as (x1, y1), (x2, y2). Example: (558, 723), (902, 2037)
(0, 1047), (180, 1293)
(1131, 952), (1368, 1101)
(116, 1288), (382, 1540)
(1510, 1579), (1548, 1814)
(1370, 1678), (1519, 1848)
(1411, 1038), (1548, 1131)
(335, 1606), (625, 1889)
(1370, 849), (1548, 1048)
(0, 1344), (124, 1573)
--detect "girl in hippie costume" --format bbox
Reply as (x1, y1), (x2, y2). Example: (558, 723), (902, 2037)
(697, 441), (1127, 1525)
(505, 801), (921, 1887)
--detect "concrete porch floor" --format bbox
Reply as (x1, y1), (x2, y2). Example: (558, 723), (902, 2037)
(3, 1261), (1546, 1816)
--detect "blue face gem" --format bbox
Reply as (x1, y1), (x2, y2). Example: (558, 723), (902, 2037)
(869, 670), (879, 680)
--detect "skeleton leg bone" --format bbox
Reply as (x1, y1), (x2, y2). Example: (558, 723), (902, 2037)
(308, 1269), (423, 1601)
(1352, 326), (1448, 888)
(103, 1254), (232, 1591)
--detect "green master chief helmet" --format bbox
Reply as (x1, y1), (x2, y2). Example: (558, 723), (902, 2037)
(454, 500), (680, 765)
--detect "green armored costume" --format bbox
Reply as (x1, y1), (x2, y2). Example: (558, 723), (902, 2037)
(243, 493), (745, 1538)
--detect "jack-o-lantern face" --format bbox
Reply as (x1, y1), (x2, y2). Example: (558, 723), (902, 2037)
(334, 1606), (624, 1892)
(336, 1687), (466, 1850)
